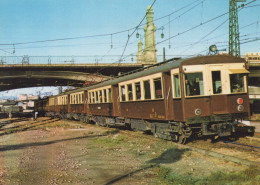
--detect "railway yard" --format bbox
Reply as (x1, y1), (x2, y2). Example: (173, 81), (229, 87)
(0, 117), (259, 185)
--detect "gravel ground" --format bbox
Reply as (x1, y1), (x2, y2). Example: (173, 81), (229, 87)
(0, 117), (258, 184)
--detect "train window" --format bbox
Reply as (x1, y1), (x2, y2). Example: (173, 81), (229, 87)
(144, 80), (151, 99)
(135, 82), (141, 100)
(81, 94), (84, 103)
(99, 90), (103, 103)
(212, 71), (222, 94)
(173, 74), (180, 98)
(185, 73), (204, 96)
(108, 88), (112, 102)
(120, 85), (126, 101)
(79, 94), (81, 104)
(153, 78), (163, 99)
(230, 74), (245, 93)
(103, 89), (107, 102)
(88, 93), (91, 103)
(95, 91), (99, 103)
(127, 84), (133, 101)
(92, 92), (95, 103)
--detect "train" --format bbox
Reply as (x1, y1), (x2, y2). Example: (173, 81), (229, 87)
(36, 55), (255, 143)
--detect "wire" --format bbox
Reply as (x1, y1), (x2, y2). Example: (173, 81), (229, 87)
(0, 0), (199, 47)
(181, 18), (228, 54)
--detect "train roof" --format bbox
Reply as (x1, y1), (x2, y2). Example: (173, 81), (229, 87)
(59, 55), (246, 95)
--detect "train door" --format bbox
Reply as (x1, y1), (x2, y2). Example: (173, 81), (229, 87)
(181, 64), (211, 121)
(171, 68), (183, 121)
(112, 85), (120, 116)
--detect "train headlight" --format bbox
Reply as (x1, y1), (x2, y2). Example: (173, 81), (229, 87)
(237, 98), (243, 105)
(195, 108), (202, 116)
(237, 105), (244, 112)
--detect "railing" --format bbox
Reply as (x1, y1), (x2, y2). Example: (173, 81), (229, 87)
(0, 55), (167, 65)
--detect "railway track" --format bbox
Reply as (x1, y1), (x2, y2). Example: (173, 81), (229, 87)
(221, 140), (260, 152)
(117, 129), (260, 167)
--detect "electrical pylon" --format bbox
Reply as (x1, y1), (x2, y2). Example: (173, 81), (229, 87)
(229, 0), (246, 57)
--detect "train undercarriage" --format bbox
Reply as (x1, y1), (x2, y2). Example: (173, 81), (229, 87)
(45, 112), (255, 144)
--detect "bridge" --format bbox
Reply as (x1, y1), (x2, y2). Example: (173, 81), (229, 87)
(0, 55), (260, 93)
(0, 56), (150, 91)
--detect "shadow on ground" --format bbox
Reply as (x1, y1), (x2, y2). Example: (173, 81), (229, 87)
(105, 148), (189, 185)
(0, 132), (110, 152)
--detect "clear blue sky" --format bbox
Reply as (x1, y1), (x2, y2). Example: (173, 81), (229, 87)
(0, 0), (259, 98)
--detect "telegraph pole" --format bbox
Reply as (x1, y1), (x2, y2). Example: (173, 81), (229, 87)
(229, 0), (246, 57)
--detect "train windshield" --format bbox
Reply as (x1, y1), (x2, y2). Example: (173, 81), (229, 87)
(185, 72), (204, 96)
(230, 74), (246, 93)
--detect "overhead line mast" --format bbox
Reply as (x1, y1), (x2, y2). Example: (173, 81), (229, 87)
(229, 0), (246, 56)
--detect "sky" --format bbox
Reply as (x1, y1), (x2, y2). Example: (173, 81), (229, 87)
(0, 0), (259, 98)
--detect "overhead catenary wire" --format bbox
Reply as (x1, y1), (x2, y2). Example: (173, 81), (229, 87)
(0, 0), (200, 47)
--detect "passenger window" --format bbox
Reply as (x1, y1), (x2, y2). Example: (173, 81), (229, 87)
(99, 90), (103, 103)
(108, 88), (112, 102)
(154, 78), (163, 99)
(144, 80), (151, 99)
(92, 92), (95, 103)
(212, 71), (222, 94)
(135, 82), (141, 100)
(88, 93), (91, 103)
(230, 74), (245, 93)
(95, 91), (99, 103)
(185, 72), (204, 96)
(120, 85), (126, 101)
(103, 89), (107, 102)
(173, 74), (180, 98)
(127, 84), (133, 101)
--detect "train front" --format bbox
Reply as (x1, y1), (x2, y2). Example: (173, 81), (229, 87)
(178, 56), (254, 139)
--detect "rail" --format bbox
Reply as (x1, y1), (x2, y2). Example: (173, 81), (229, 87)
(0, 55), (169, 65)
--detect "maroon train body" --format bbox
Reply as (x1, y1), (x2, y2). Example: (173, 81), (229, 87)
(38, 55), (254, 143)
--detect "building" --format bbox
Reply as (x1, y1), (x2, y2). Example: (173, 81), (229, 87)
(243, 53), (260, 64)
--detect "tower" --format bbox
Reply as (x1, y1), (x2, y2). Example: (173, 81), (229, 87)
(136, 40), (144, 64)
(229, 0), (246, 56)
(143, 6), (157, 64)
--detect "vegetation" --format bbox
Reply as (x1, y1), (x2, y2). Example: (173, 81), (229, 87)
(154, 165), (260, 185)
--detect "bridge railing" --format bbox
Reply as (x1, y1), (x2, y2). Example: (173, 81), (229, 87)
(0, 55), (166, 65)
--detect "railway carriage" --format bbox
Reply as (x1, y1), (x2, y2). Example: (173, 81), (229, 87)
(41, 55), (253, 143)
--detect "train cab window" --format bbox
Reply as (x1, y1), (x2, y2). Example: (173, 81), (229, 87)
(120, 85), (126, 101)
(103, 89), (107, 102)
(173, 74), (180, 98)
(127, 84), (133, 101)
(185, 72), (204, 96)
(153, 78), (163, 99)
(135, 82), (141, 100)
(144, 80), (151, 99)
(212, 71), (222, 94)
(230, 74), (245, 93)
(81, 94), (84, 103)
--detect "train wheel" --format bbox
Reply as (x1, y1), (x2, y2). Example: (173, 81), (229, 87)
(176, 126), (191, 144)
(177, 133), (187, 144)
